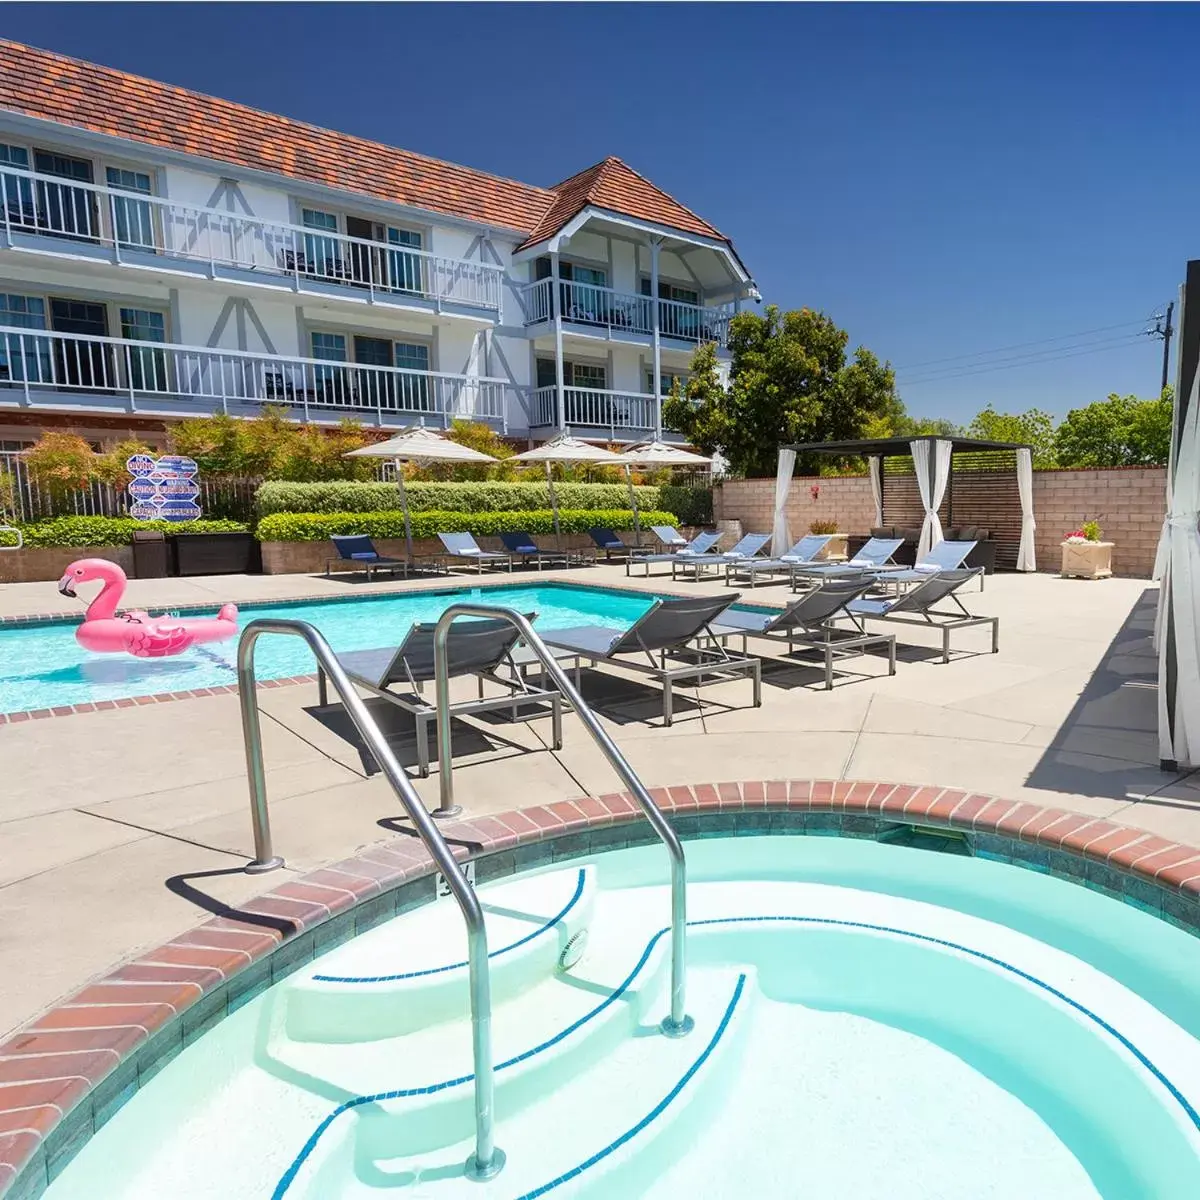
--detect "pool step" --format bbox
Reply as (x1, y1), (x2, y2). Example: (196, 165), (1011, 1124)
(284, 865), (596, 1043)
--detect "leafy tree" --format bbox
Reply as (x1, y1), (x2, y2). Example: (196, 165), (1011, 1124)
(891, 413), (962, 438)
(92, 438), (158, 489)
(22, 432), (95, 503)
(169, 412), (254, 476)
(1054, 391), (1172, 467)
(662, 307), (897, 476)
(966, 405), (1057, 467)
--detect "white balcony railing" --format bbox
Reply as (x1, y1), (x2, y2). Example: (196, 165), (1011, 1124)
(0, 326), (510, 426)
(530, 384), (658, 433)
(0, 168), (503, 311)
(521, 278), (733, 346)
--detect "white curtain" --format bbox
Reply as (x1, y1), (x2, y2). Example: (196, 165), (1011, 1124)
(1157, 370), (1200, 769)
(912, 438), (952, 559)
(772, 448), (796, 556)
(868, 455), (883, 527)
(1015, 447), (1036, 571)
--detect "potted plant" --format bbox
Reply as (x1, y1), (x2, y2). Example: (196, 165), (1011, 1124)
(810, 519), (848, 562)
(1060, 520), (1113, 579)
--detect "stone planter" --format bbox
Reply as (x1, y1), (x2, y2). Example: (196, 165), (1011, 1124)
(1060, 540), (1113, 579)
(0, 544), (133, 584)
(814, 533), (849, 562)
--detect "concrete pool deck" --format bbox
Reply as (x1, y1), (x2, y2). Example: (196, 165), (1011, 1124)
(1, 564), (1195, 1039)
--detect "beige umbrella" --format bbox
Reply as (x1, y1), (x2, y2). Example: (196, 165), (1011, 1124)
(346, 426), (497, 557)
(612, 440), (713, 544)
(510, 434), (625, 548)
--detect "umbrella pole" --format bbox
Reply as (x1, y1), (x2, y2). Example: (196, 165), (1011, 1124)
(396, 458), (414, 561)
(625, 464), (641, 546)
(545, 461), (562, 551)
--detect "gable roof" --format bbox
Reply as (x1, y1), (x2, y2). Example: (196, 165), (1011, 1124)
(517, 156), (729, 250)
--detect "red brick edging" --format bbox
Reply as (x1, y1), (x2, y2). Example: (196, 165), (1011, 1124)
(3, 779), (1200, 1196)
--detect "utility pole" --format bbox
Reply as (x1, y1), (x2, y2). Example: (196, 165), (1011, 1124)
(1152, 302), (1175, 395)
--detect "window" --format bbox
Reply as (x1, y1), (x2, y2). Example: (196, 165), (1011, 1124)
(33, 150), (97, 239)
(310, 331), (349, 406)
(386, 227), (424, 293)
(0, 439), (33, 452)
(106, 167), (155, 250)
(646, 371), (686, 396)
(49, 299), (112, 390)
(640, 278), (699, 305)
(0, 144), (33, 229)
(310, 331), (347, 361)
(568, 363), (606, 390)
(0, 294), (49, 386)
(394, 341), (429, 374)
(301, 209), (341, 278)
(120, 308), (167, 392)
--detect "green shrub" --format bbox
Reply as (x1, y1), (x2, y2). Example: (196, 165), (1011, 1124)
(658, 485), (713, 526)
(19, 516), (249, 548)
(256, 480), (661, 517)
(256, 508), (680, 543)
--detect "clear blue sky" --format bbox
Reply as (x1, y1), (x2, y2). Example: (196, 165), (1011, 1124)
(4, 3), (1193, 423)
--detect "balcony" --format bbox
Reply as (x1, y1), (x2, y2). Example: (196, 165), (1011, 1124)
(530, 384), (660, 436)
(0, 169), (503, 314)
(521, 278), (733, 347)
(0, 326), (512, 427)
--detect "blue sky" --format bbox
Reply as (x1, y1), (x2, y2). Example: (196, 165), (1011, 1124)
(3, 3), (1192, 424)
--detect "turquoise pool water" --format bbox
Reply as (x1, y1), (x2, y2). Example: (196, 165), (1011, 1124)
(0, 583), (660, 714)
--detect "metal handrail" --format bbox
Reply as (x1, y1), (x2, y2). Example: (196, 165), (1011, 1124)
(0, 525), (21, 550)
(433, 605), (693, 1039)
(236, 618), (504, 1182)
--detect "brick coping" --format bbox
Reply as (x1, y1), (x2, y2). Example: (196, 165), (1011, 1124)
(3, 779), (1200, 1196)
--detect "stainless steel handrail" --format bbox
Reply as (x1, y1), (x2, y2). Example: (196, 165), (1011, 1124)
(0, 526), (20, 551)
(433, 605), (693, 1038)
(236, 618), (504, 1181)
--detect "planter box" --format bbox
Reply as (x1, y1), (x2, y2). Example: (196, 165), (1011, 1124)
(814, 533), (849, 562)
(171, 532), (261, 576)
(1060, 541), (1113, 579)
(0, 544), (133, 585)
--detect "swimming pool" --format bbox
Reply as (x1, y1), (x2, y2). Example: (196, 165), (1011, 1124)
(38, 834), (1200, 1198)
(0, 583), (661, 714)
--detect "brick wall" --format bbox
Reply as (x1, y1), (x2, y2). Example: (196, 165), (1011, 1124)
(715, 465), (1168, 578)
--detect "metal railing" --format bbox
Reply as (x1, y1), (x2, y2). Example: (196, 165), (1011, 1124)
(520, 278), (732, 346)
(236, 618), (504, 1181)
(0, 167), (503, 311)
(0, 326), (511, 426)
(529, 384), (658, 434)
(433, 605), (692, 1038)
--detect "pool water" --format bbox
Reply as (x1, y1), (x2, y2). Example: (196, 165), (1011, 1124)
(0, 583), (660, 714)
(40, 837), (1200, 1199)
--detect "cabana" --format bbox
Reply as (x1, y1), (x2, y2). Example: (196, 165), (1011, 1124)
(775, 436), (1037, 572)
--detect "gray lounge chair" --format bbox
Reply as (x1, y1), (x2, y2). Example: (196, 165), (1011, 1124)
(671, 533), (772, 582)
(626, 530), (722, 578)
(789, 537), (905, 588)
(876, 540), (978, 590)
(650, 525), (689, 549)
(724, 534), (833, 588)
(541, 593), (761, 725)
(438, 532), (514, 573)
(842, 568), (998, 663)
(709, 577), (896, 689)
(326, 534), (408, 581)
(316, 617), (562, 776)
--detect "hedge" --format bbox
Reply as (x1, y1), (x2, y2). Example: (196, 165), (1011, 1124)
(659, 484), (713, 526)
(15, 516), (250, 548)
(256, 508), (680, 544)
(256, 480), (662, 517)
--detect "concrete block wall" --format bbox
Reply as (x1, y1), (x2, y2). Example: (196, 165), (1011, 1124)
(715, 466), (1168, 578)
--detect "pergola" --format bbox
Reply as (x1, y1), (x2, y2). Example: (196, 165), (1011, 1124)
(775, 435), (1037, 571)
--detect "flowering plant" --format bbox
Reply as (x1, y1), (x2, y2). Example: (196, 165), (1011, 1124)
(1065, 520), (1102, 543)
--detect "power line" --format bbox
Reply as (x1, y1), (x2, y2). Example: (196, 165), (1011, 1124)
(891, 316), (1157, 372)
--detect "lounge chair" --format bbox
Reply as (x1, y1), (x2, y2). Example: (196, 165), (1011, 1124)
(788, 537), (905, 588)
(841, 568), (998, 663)
(499, 532), (571, 570)
(589, 528), (636, 560)
(723, 534), (832, 588)
(671, 533), (772, 582)
(650, 525), (689, 549)
(438, 532), (514, 573)
(626, 530), (722, 578)
(541, 593), (761, 725)
(876, 540), (978, 590)
(326, 534), (408, 581)
(708, 577), (896, 689)
(316, 617), (562, 776)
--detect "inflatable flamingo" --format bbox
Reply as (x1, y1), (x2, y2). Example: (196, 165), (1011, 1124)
(58, 558), (239, 658)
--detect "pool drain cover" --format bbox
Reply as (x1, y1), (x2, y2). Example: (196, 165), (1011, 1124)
(559, 928), (588, 971)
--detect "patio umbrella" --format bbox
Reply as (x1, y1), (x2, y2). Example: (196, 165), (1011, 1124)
(510, 434), (625, 548)
(612, 440), (712, 544)
(345, 426), (497, 557)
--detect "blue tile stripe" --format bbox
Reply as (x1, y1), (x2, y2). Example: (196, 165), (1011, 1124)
(516, 973), (747, 1199)
(312, 869), (587, 984)
(270, 914), (1199, 1198)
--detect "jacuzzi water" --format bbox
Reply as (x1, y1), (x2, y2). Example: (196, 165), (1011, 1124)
(41, 836), (1200, 1199)
(0, 582), (661, 713)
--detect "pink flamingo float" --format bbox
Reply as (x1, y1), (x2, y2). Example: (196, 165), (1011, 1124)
(58, 558), (239, 658)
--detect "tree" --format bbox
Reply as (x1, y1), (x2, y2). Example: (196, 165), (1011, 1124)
(966, 405), (1057, 467)
(22, 432), (95, 503)
(662, 307), (898, 476)
(1054, 391), (1172, 467)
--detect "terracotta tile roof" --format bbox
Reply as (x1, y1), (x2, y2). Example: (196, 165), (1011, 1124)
(517, 156), (729, 250)
(0, 39), (553, 234)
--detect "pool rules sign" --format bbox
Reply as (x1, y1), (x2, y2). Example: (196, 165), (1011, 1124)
(125, 454), (202, 522)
